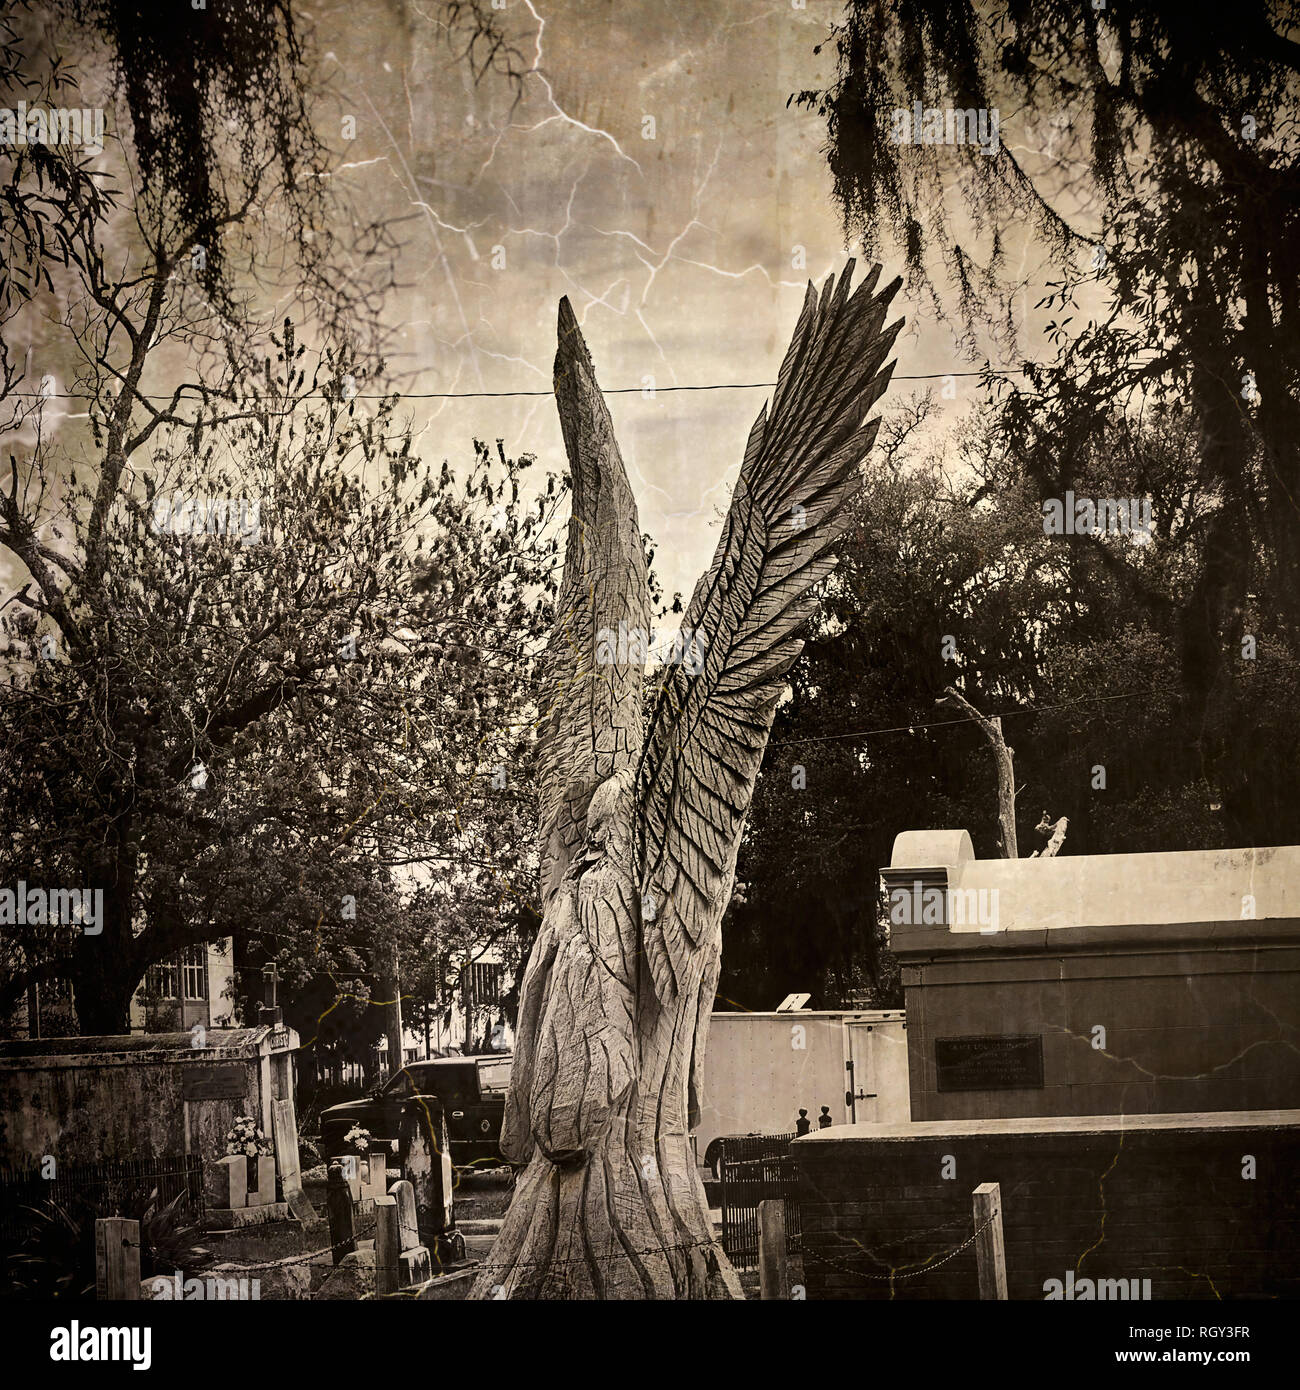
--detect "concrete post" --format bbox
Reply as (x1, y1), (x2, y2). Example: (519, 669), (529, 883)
(758, 1199), (791, 1300)
(374, 1195), (400, 1295)
(326, 1161), (356, 1266)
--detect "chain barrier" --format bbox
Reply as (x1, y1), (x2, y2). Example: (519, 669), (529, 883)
(799, 1210), (996, 1282)
(165, 1186), (995, 1286)
(202, 1215), (379, 1273)
(476, 1235), (721, 1271)
(207, 1224), (722, 1276)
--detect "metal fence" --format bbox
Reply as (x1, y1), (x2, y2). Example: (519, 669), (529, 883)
(0, 1155), (205, 1243)
(718, 1134), (801, 1272)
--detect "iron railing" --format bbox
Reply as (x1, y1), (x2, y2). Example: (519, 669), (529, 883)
(718, 1134), (801, 1271)
(0, 1154), (204, 1242)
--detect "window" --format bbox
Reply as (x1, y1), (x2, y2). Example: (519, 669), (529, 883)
(181, 945), (208, 1000)
(465, 962), (503, 1010)
(477, 1057), (512, 1095)
(147, 959), (177, 999)
(384, 1071), (414, 1099)
(424, 1062), (478, 1103)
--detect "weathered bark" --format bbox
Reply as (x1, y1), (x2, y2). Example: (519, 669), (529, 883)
(940, 686), (1018, 858)
(472, 954), (736, 1299)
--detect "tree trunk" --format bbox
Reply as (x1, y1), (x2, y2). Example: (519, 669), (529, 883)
(469, 960), (740, 1300)
(69, 867), (139, 1034)
(70, 958), (135, 1034)
(940, 687), (1018, 858)
(380, 938), (403, 1074)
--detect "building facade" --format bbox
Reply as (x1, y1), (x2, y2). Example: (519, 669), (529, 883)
(129, 939), (236, 1034)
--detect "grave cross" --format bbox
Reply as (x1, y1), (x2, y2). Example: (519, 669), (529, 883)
(258, 963), (282, 1027)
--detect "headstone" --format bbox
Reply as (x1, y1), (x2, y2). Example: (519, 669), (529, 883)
(340, 1154), (362, 1204)
(400, 1099), (454, 1244)
(314, 1246), (374, 1300)
(273, 1096), (317, 1220)
(245, 1154), (277, 1206)
(360, 1154), (387, 1204)
(206, 1153), (246, 1210)
(389, 1178), (419, 1252)
(399, 1246), (432, 1285)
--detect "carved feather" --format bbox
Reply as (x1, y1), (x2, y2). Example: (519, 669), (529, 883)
(536, 297), (652, 913)
(505, 300), (651, 1163)
(635, 261), (903, 1005)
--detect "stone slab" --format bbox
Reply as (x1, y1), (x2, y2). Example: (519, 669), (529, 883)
(204, 1201), (291, 1229)
(793, 1107), (1300, 1143)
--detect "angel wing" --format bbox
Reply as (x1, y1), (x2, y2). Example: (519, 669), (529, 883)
(503, 299), (650, 1163)
(635, 261), (903, 1008)
(536, 297), (652, 912)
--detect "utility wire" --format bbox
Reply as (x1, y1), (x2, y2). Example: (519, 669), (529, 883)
(769, 689), (1148, 747)
(10, 369), (1017, 402)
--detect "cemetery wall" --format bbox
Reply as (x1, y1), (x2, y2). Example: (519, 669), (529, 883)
(0, 1028), (289, 1165)
(795, 1110), (1300, 1300)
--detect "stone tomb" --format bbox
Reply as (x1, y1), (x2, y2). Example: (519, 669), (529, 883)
(796, 1110), (1300, 1300)
(0, 1025), (304, 1230)
(881, 830), (1300, 1121)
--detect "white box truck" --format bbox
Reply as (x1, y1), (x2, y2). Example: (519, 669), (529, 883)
(694, 1009), (909, 1173)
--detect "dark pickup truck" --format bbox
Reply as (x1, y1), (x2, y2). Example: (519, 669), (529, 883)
(320, 1054), (513, 1170)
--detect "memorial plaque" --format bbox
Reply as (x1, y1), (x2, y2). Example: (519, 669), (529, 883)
(934, 1035), (1044, 1091)
(182, 1063), (247, 1100)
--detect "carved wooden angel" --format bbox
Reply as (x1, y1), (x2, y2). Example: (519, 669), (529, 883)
(470, 262), (902, 1300)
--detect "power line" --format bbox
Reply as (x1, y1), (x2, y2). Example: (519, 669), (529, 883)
(9, 369), (1017, 403)
(769, 689), (1148, 747)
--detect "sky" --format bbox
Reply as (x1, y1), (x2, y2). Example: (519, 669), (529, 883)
(306, 0), (1037, 604)
(4, 0), (1077, 610)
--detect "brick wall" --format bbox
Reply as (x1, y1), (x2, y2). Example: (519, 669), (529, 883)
(795, 1114), (1300, 1300)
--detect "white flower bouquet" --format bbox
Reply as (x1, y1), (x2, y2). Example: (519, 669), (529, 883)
(342, 1124), (373, 1154)
(224, 1114), (272, 1158)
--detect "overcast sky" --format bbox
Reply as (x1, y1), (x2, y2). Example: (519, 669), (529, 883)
(312, 0), (1051, 604)
(9, 1), (1074, 611)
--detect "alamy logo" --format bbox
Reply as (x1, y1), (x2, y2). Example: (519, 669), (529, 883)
(0, 102), (104, 153)
(888, 880), (1000, 932)
(49, 1322), (150, 1370)
(1043, 1271), (1152, 1300)
(0, 882), (102, 934)
(596, 621), (707, 676)
(152, 494), (261, 546)
(889, 102), (1000, 156)
(149, 1270), (261, 1299)
(1042, 491), (1152, 541)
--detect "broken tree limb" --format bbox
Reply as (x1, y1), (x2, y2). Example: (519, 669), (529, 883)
(1031, 813), (1069, 858)
(940, 686), (1018, 859)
